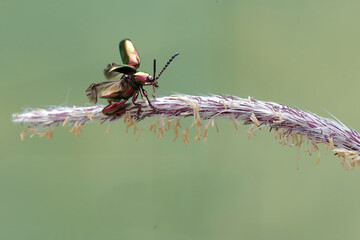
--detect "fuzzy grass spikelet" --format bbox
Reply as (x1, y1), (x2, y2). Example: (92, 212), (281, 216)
(12, 94), (360, 169)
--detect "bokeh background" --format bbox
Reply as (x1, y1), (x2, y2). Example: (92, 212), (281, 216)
(2, 0), (360, 239)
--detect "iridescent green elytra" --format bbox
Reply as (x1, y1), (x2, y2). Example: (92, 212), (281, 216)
(119, 39), (140, 68)
(85, 39), (179, 115)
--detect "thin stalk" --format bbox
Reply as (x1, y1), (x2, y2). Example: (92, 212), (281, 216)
(12, 94), (360, 168)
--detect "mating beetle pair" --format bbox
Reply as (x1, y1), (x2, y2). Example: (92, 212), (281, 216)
(85, 39), (179, 115)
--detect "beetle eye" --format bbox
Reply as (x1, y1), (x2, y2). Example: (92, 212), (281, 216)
(148, 76), (153, 81)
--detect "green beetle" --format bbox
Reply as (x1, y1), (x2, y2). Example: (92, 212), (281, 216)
(85, 39), (179, 115)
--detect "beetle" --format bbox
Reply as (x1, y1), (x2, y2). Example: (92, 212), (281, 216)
(85, 39), (179, 115)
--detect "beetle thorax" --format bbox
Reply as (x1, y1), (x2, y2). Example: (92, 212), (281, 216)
(133, 72), (152, 85)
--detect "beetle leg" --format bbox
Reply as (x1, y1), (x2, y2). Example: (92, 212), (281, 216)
(132, 90), (144, 117)
(131, 90), (140, 106)
(102, 100), (128, 115)
(139, 88), (145, 100)
(144, 82), (157, 86)
(144, 81), (158, 98)
(141, 87), (157, 111)
(144, 81), (157, 97)
(152, 85), (156, 98)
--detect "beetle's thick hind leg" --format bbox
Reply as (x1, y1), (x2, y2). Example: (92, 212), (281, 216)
(102, 100), (128, 115)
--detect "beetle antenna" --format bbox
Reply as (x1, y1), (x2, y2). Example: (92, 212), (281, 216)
(153, 59), (157, 79)
(152, 59), (157, 97)
(156, 53), (179, 80)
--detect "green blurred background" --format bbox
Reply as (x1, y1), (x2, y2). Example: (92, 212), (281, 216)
(2, 0), (360, 239)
